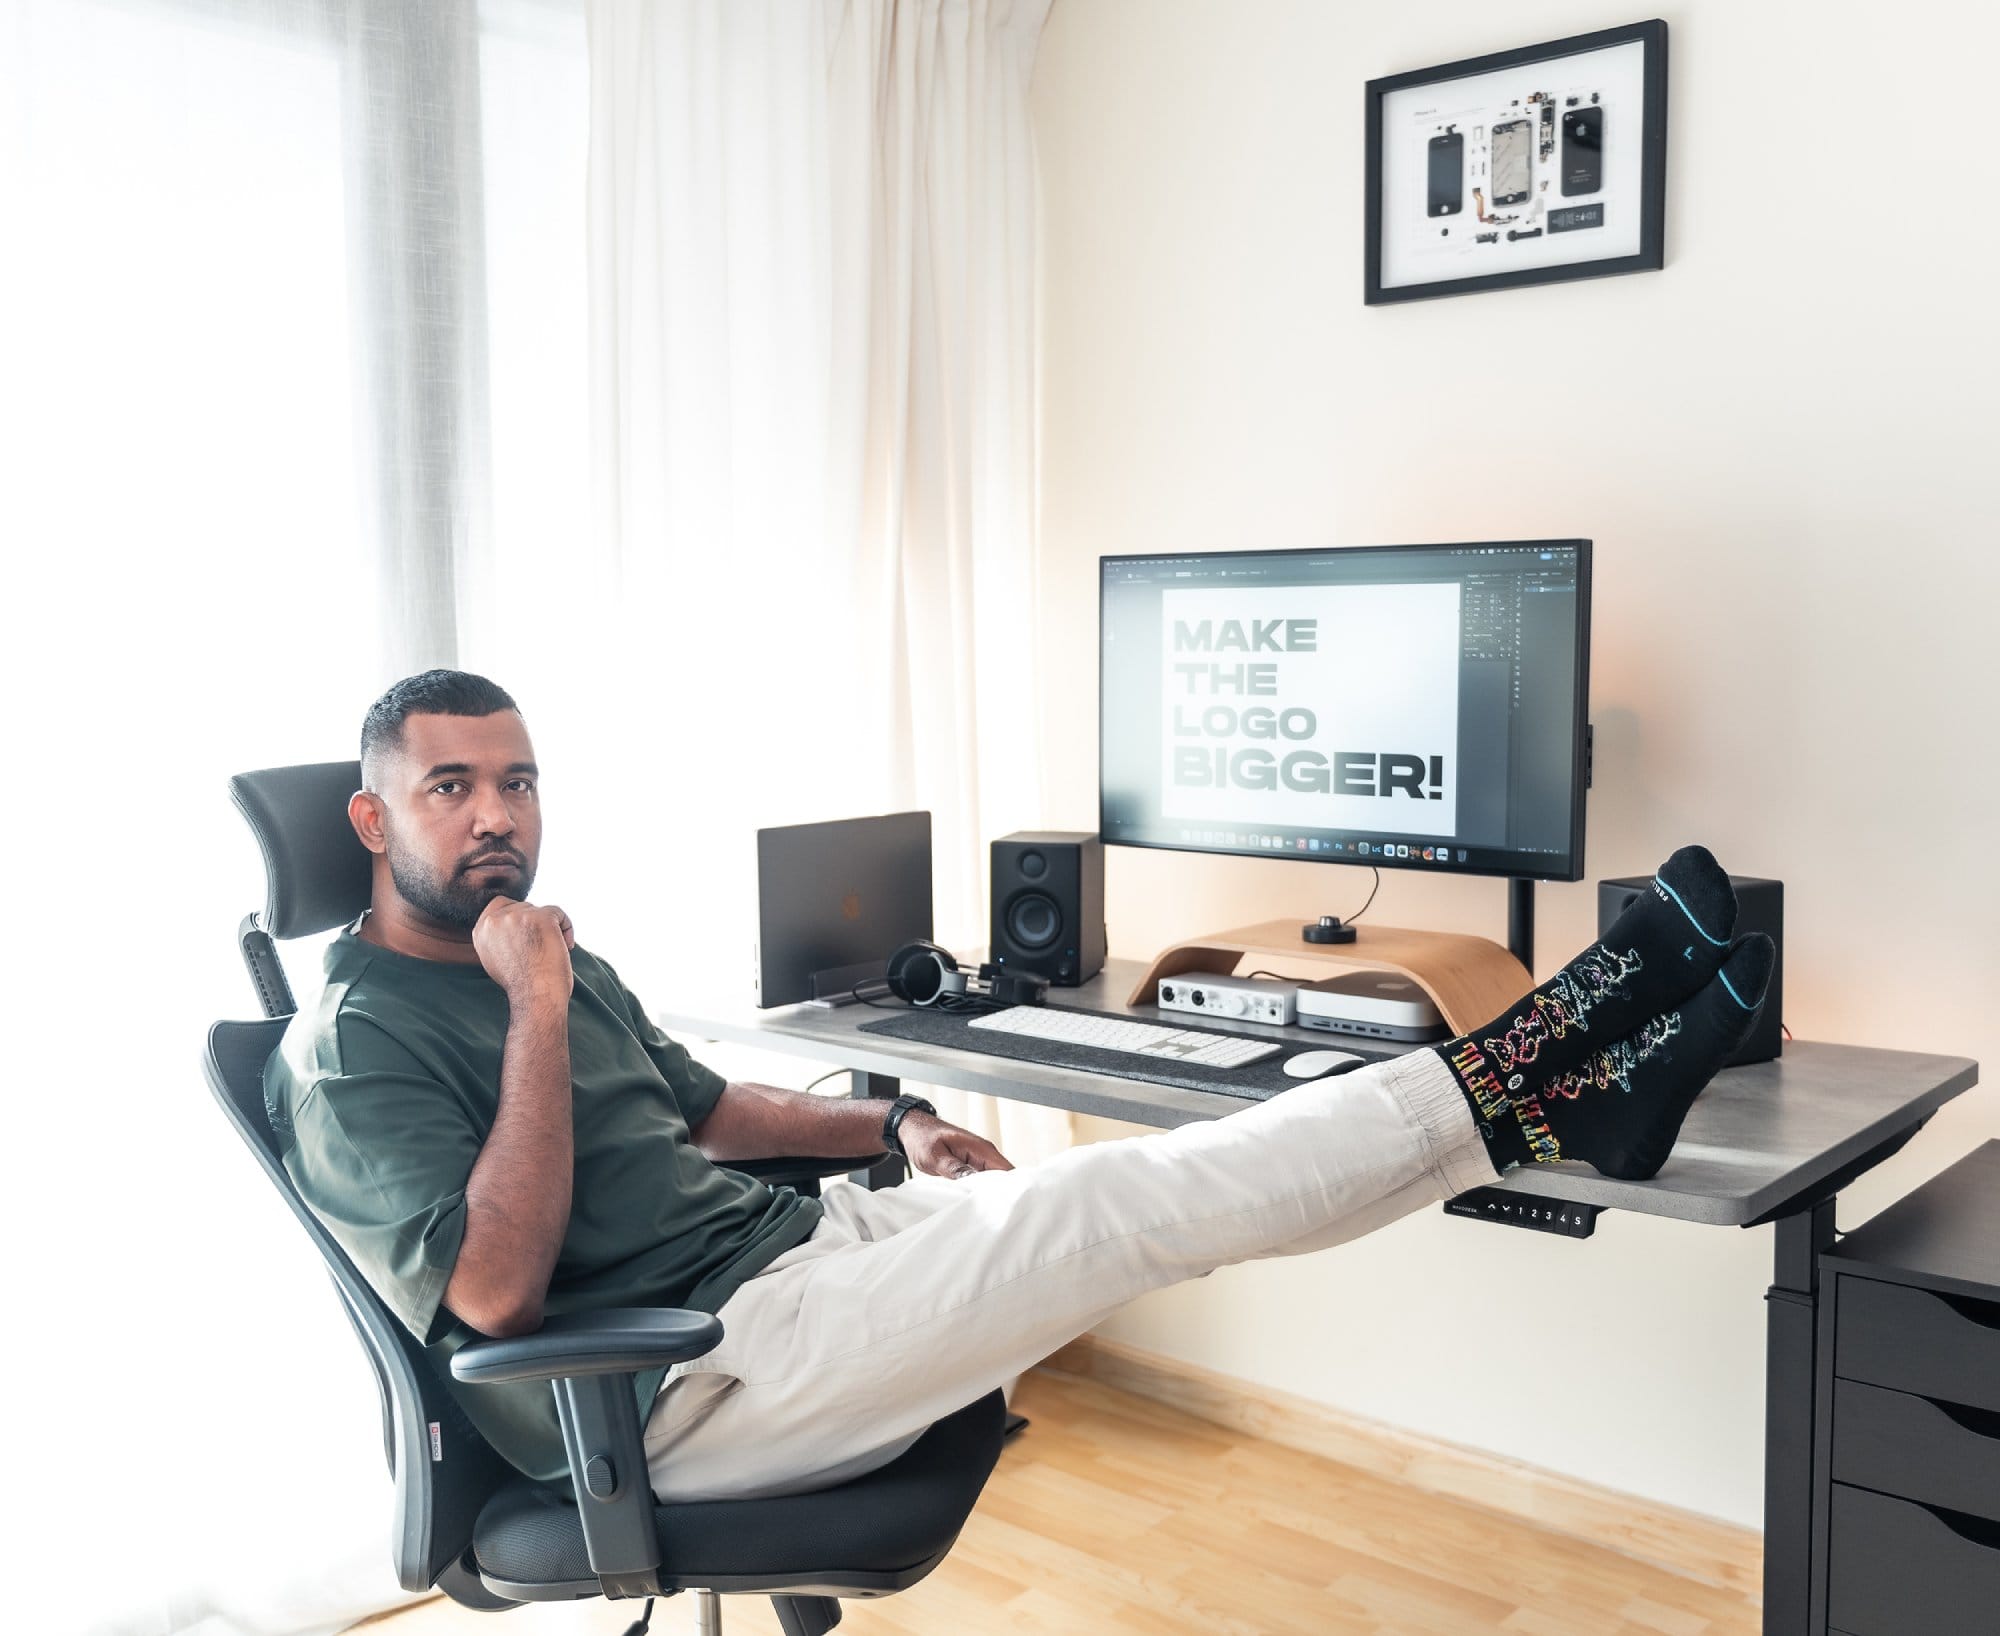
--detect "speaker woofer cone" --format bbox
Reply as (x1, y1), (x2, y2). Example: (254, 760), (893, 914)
(1006, 892), (1061, 951)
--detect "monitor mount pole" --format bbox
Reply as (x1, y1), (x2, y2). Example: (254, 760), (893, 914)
(1507, 877), (1535, 974)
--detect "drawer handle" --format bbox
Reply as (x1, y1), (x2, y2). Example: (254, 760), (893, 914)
(1940, 1291), (2000, 1331)
(1913, 1498), (2000, 1551)
(1935, 1397), (2000, 1442)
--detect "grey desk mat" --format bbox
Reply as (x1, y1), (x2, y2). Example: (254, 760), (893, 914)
(858, 1004), (1391, 1102)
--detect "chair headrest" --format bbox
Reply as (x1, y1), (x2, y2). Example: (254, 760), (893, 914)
(229, 761), (373, 938)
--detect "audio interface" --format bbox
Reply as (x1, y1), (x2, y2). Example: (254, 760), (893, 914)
(1156, 971), (1297, 1026)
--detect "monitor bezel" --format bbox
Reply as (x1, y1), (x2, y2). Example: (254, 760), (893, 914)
(1097, 539), (1592, 884)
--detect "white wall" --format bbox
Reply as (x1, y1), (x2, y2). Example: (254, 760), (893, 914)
(1030, 0), (2000, 1527)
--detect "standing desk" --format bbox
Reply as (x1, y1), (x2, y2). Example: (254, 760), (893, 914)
(657, 956), (1979, 1636)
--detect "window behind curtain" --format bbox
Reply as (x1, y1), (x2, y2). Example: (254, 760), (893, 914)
(0, 0), (588, 1625)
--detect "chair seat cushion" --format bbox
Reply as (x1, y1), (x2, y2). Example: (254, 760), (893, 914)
(474, 1390), (1005, 1591)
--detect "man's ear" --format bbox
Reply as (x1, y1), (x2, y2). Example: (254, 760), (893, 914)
(348, 789), (389, 856)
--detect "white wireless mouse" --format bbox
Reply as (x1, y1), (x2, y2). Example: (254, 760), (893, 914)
(1282, 1048), (1366, 1078)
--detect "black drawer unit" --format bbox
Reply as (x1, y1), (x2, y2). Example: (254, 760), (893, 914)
(1836, 1279), (2000, 1413)
(1812, 1142), (2000, 1635)
(1826, 1483), (2000, 1636)
(1831, 1378), (2000, 1524)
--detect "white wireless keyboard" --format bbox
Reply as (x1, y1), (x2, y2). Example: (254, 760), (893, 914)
(967, 1006), (1282, 1069)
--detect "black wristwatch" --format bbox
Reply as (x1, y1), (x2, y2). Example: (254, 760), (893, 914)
(881, 1094), (937, 1158)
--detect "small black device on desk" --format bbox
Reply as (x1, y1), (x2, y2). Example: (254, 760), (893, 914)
(1600, 871), (1784, 1067)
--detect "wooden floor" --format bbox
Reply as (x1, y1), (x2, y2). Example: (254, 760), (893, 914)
(358, 1367), (1761, 1636)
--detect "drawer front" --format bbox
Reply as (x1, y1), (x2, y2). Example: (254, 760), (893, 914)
(1837, 1277), (2000, 1413)
(1834, 1378), (2000, 1524)
(1827, 1483), (2000, 1636)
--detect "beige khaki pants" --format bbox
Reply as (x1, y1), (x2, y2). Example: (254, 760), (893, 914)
(643, 1047), (1493, 1502)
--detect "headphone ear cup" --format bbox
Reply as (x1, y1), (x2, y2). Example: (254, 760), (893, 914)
(885, 939), (957, 1005)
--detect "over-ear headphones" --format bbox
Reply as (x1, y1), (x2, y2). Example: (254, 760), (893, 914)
(883, 940), (1049, 1009)
(885, 940), (968, 1006)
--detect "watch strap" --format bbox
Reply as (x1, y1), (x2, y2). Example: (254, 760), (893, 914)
(881, 1093), (937, 1157)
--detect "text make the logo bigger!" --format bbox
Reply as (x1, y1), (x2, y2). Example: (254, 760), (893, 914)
(1169, 619), (1446, 799)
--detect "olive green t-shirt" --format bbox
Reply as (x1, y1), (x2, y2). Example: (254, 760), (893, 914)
(264, 929), (820, 1484)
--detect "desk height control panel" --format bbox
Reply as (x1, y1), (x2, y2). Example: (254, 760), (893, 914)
(1444, 1187), (1602, 1238)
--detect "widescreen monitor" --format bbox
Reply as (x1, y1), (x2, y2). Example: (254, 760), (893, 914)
(1100, 540), (1591, 882)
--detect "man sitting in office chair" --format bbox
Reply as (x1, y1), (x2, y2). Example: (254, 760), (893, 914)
(269, 669), (1774, 1504)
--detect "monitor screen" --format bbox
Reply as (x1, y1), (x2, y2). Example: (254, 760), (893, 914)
(1100, 540), (1591, 882)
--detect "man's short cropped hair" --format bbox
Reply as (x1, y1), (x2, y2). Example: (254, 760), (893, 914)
(360, 669), (521, 780)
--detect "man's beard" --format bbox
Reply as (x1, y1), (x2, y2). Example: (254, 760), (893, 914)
(388, 843), (536, 931)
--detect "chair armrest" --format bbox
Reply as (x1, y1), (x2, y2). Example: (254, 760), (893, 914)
(728, 1153), (889, 1186)
(452, 1309), (721, 1599)
(450, 1308), (723, 1386)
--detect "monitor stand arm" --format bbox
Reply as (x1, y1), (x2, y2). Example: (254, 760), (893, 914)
(1508, 877), (1535, 974)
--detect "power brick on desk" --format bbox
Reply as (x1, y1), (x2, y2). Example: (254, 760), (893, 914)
(856, 1005), (1399, 1102)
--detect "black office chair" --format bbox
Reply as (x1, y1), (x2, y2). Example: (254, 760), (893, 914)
(205, 761), (1006, 1632)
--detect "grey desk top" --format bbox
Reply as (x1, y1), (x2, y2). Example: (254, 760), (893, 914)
(657, 957), (1979, 1228)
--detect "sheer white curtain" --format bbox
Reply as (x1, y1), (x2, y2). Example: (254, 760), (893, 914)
(1, 2), (580, 1632)
(5, 0), (1057, 1628)
(565, 0), (1060, 1159)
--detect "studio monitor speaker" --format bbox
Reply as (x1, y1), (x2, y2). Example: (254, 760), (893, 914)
(991, 832), (1106, 987)
(1598, 872), (1784, 1067)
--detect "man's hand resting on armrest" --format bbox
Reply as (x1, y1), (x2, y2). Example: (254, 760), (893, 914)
(691, 1082), (1013, 1179)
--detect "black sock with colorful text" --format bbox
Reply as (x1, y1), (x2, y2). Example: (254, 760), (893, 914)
(1482, 935), (1775, 1179)
(1440, 844), (1739, 1171)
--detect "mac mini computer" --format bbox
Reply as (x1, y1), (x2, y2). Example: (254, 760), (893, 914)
(1296, 971), (1450, 1044)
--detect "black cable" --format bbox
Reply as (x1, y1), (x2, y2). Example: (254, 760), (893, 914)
(849, 978), (1008, 1015)
(618, 1598), (655, 1636)
(1344, 866), (1382, 925)
(936, 990), (1010, 1015)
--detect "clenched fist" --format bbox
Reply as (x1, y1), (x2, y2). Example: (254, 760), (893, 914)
(472, 898), (576, 1006)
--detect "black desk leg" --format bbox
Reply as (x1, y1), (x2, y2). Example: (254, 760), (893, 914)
(850, 1071), (908, 1190)
(1763, 1196), (1836, 1636)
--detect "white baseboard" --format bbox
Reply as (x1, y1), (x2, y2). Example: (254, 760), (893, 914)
(1040, 1333), (1762, 1602)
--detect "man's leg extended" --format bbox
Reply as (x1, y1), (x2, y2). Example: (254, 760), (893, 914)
(645, 1047), (1490, 1502)
(644, 849), (1777, 1502)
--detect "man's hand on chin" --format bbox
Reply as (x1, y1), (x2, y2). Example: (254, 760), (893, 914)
(898, 1113), (1014, 1180)
(472, 896), (576, 1002)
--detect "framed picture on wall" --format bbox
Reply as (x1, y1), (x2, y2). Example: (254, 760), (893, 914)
(1365, 19), (1668, 305)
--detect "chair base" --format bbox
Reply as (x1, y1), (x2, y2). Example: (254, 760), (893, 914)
(694, 1590), (841, 1636)
(769, 1593), (841, 1635)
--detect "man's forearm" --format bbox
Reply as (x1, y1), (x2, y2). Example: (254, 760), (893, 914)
(691, 1081), (892, 1162)
(443, 997), (574, 1336)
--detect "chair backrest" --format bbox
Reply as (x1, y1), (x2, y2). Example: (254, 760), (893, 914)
(203, 1016), (516, 1592)
(218, 761), (517, 1594)
(228, 761), (372, 1017)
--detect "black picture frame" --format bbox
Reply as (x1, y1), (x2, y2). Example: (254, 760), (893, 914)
(1365, 19), (1668, 305)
